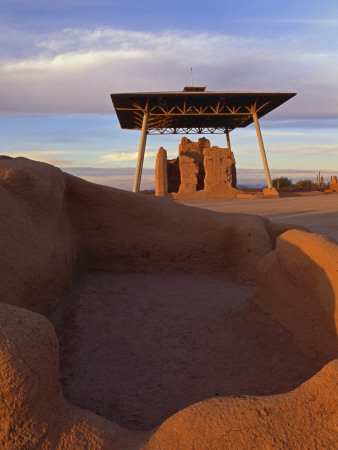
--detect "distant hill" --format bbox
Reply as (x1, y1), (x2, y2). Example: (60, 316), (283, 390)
(237, 184), (265, 190)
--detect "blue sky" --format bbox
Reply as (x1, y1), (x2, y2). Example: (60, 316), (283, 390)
(1, 0), (338, 189)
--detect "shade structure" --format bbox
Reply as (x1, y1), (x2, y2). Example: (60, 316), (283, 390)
(110, 90), (296, 135)
(110, 89), (296, 192)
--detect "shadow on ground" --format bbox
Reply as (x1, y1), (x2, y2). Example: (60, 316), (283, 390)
(50, 272), (322, 431)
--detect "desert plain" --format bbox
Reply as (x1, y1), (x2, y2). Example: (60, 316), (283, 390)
(182, 193), (338, 241)
(0, 156), (337, 449)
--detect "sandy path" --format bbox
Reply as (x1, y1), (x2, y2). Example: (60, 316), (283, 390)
(180, 193), (338, 241)
(50, 272), (321, 431)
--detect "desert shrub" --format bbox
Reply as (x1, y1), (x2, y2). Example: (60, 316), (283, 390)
(295, 179), (315, 190)
(272, 177), (293, 189)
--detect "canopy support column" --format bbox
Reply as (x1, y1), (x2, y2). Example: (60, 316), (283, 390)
(225, 130), (231, 150)
(252, 111), (272, 188)
(133, 108), (149, 193)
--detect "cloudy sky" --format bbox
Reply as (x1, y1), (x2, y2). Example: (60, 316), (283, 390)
(1, 0), (338, 189)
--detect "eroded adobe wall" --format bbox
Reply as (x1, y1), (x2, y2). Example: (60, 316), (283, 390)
(0, 156), (78, 316)
(1, 156), (337, 449)
(253, 229), (338, 363)
(156, 137), (237, 198)
(204, 145), (236, 191)
(155, 147), (168, 197)
(0, 155), (306, 313)
(179, 137), (207, 191)
(329, 175), (338, 192)
(144, 360), (338, 449)
(0, 302), (148, 449)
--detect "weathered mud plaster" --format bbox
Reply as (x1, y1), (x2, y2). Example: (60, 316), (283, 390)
(1, 156), (337, 449)
(329, 175), (338, 192)
(154, 147), (168, 197)
(155, 137), (241, 199)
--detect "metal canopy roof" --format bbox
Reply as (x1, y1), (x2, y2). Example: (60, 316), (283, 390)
(110, 90), (296, 135)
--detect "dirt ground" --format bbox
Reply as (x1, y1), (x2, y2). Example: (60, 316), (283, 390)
(181, 192), (338, 242)
(50, 272), (321, 431)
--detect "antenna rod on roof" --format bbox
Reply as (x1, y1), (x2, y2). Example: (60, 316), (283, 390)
(190, 67), (194, 86)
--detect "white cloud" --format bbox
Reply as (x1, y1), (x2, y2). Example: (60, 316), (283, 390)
(99, 149), (178, 162)
(263, 130), (308, 137)
(1, 26), (338, 119)
(61, 165), (155, 191)
(293, 144), (338, 155)
(270, 143), (338, 155)
(100, 152), (140, 162)
(236, 142), (338, 156)
(268, 18), (338, 25)
(8, 150), (73, 165)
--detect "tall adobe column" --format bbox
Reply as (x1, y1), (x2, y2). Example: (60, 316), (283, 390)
(155, 147), (168, 196)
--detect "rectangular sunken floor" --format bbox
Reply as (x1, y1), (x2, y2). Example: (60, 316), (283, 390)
(49, 272), (322, 431)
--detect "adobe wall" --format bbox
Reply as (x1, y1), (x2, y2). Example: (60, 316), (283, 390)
(155, 137), (240, 199)
(329, 175), (338, 192)
(154, 147), (168, 197)
(1, 156), (337, 448)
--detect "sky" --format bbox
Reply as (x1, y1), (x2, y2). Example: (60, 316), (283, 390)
(1, 0), (338, 189)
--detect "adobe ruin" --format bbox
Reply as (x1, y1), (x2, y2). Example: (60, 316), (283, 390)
(155, 137), (240, 199)
(329, 175), (338, 192)
(1, 156), (337, 448)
